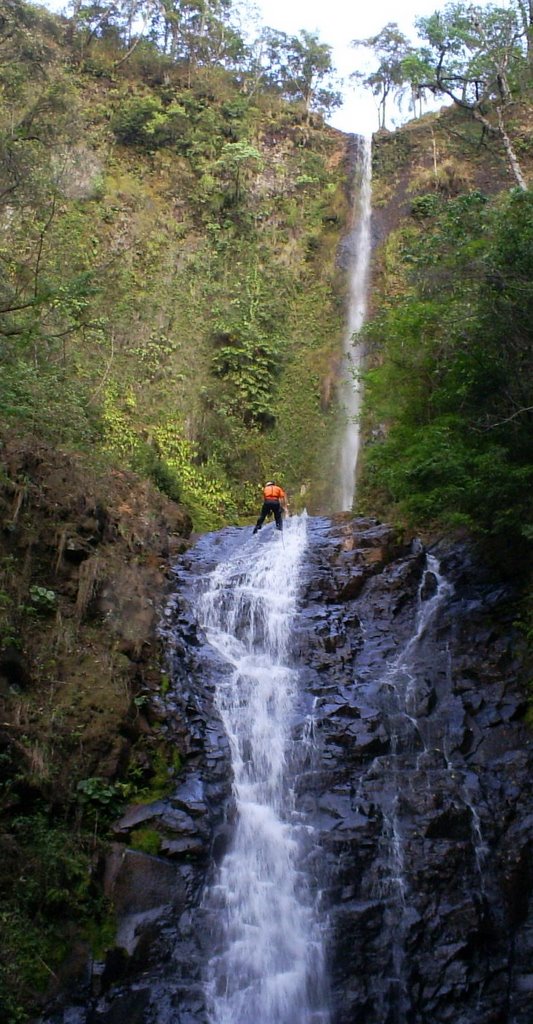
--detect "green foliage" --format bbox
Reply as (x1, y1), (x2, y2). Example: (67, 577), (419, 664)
(259, 28), (342, 116)
(160, 673), (170, 695)
(0, 812), (101, 1023)
(0, 362), (100, 447)
(101, 386), (143, 460)
(350, 22), (414, 130)
(7, 815), (91, 916)
(0, 907), (67, 1022)
(111, 96), (192, 150)
(215, 140), (263, 202)
(77, 776), (133, 815)
(152, 424), (239, 529)
(129, 827), (162, 855)
(412, 2), (529, 108)
(28, 586), (57, 614)
(0, 0), (348, 534)
(411, 3), (530, 187)
(358, 188), (533, 552)
(211, 327), (283, 427)
(152, 461), (184, 505)
(134, 746), (182, 802)
(83, 906), (117, 960)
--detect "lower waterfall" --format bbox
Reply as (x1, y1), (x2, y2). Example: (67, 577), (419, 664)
(36, 517), (533, 1024)
(196, 515), (330, 1024)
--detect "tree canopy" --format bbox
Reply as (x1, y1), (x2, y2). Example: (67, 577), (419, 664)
(350, 23), (414, 130)
(352, 2), (532, 186)
(407, 2), (530, 187)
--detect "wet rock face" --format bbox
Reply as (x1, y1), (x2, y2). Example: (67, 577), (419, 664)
(296, 518), (533, 1024)
(41, 517), (532, 1024)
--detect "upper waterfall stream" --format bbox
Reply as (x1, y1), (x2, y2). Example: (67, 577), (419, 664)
(338, 134), (372, 511)
(196, 516), (329, 1024)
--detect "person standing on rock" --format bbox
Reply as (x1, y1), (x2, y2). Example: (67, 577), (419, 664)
(253, 481), (289, 534)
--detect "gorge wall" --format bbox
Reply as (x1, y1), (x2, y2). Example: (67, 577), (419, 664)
(2, 10), (533, 1020)
(39, 515), (533, 1024)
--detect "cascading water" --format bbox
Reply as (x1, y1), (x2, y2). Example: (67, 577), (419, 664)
(338, 134), (372, 511)
(196, 515), (330, 1024)
(35, 518), (533, 1024)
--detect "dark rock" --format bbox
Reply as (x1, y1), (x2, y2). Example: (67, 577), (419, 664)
(170, 776), (207, 817)
(420, 570), (438, 601)
(0, 645), (32, 689)
(103, 847), (186, 919)
(39, 518), (533, 1024)
(63, 535), (93, 564)
(159, 837), (204, 857)
(112, 801), (167, 834)
(425, 804), (474, 840)
(92, 988), (151, 1024)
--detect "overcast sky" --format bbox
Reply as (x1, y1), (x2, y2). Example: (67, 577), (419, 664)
(39, 0), (484, 134)
(252, 0), (459, 134)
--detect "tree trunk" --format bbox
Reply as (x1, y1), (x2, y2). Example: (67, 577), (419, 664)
(495, 106), (528, 189)
(516, 0), (533, 64)
(472, 106), (528, 190)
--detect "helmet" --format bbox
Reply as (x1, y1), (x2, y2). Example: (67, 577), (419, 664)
(265, 480), (275, 486)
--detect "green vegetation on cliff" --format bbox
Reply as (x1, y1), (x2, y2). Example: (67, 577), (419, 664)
(0, 5), (349, 1017)
(352, 2), (533, 561)
(0, 0), (349, 530)
(358, 183), (533, 554)
(0, 438), (191, 1023)
(356, 80), (533, 566)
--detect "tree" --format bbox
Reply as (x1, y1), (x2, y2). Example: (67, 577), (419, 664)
(406, 3), (529, 189)
(150, 0), (244, 72)
(284, 30), (341, 117)
(69, 0), (245, 71)
(215, 139), (263, 201)
(514, 0), (533, 64)
(350, 23), (413, 130)
(259, 28), (341, 118)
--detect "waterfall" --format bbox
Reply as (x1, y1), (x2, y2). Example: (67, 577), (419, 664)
(338, 134), (372, 511)
(196, 515), (329, 1024)
(34, 518), (533, 1024)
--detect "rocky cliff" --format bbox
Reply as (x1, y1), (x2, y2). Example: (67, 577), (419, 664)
(0, 437), (193, 1018)
(38, 516), (532, 1024)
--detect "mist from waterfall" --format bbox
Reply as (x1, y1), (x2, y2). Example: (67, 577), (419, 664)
(338, 134), (372, 511)
(197, 516), (329, 1024)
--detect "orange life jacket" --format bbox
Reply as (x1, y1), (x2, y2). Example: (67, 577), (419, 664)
(263, 483), (285, 502)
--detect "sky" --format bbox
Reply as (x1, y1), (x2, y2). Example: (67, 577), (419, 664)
(39, 0), (466, 135)
(252, 0), (450, 134)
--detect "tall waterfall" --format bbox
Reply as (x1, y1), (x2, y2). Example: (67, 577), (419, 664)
(338, 134), (372, 511)
(197, 516), (329, 1024)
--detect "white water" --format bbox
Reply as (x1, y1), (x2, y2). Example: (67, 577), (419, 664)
(198, 516), (329, 1024)
(338, 134), (372, 511)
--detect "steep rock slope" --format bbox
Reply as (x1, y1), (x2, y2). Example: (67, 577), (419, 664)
(1, 3), (354, 520)
(0, 437), (192, 1018)
(38, 516), (532, 1024)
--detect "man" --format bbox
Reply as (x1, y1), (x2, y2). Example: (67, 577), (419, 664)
(253, 481), (288, 534)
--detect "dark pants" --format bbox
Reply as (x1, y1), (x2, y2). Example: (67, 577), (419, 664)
(255, 500), (283, 531)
